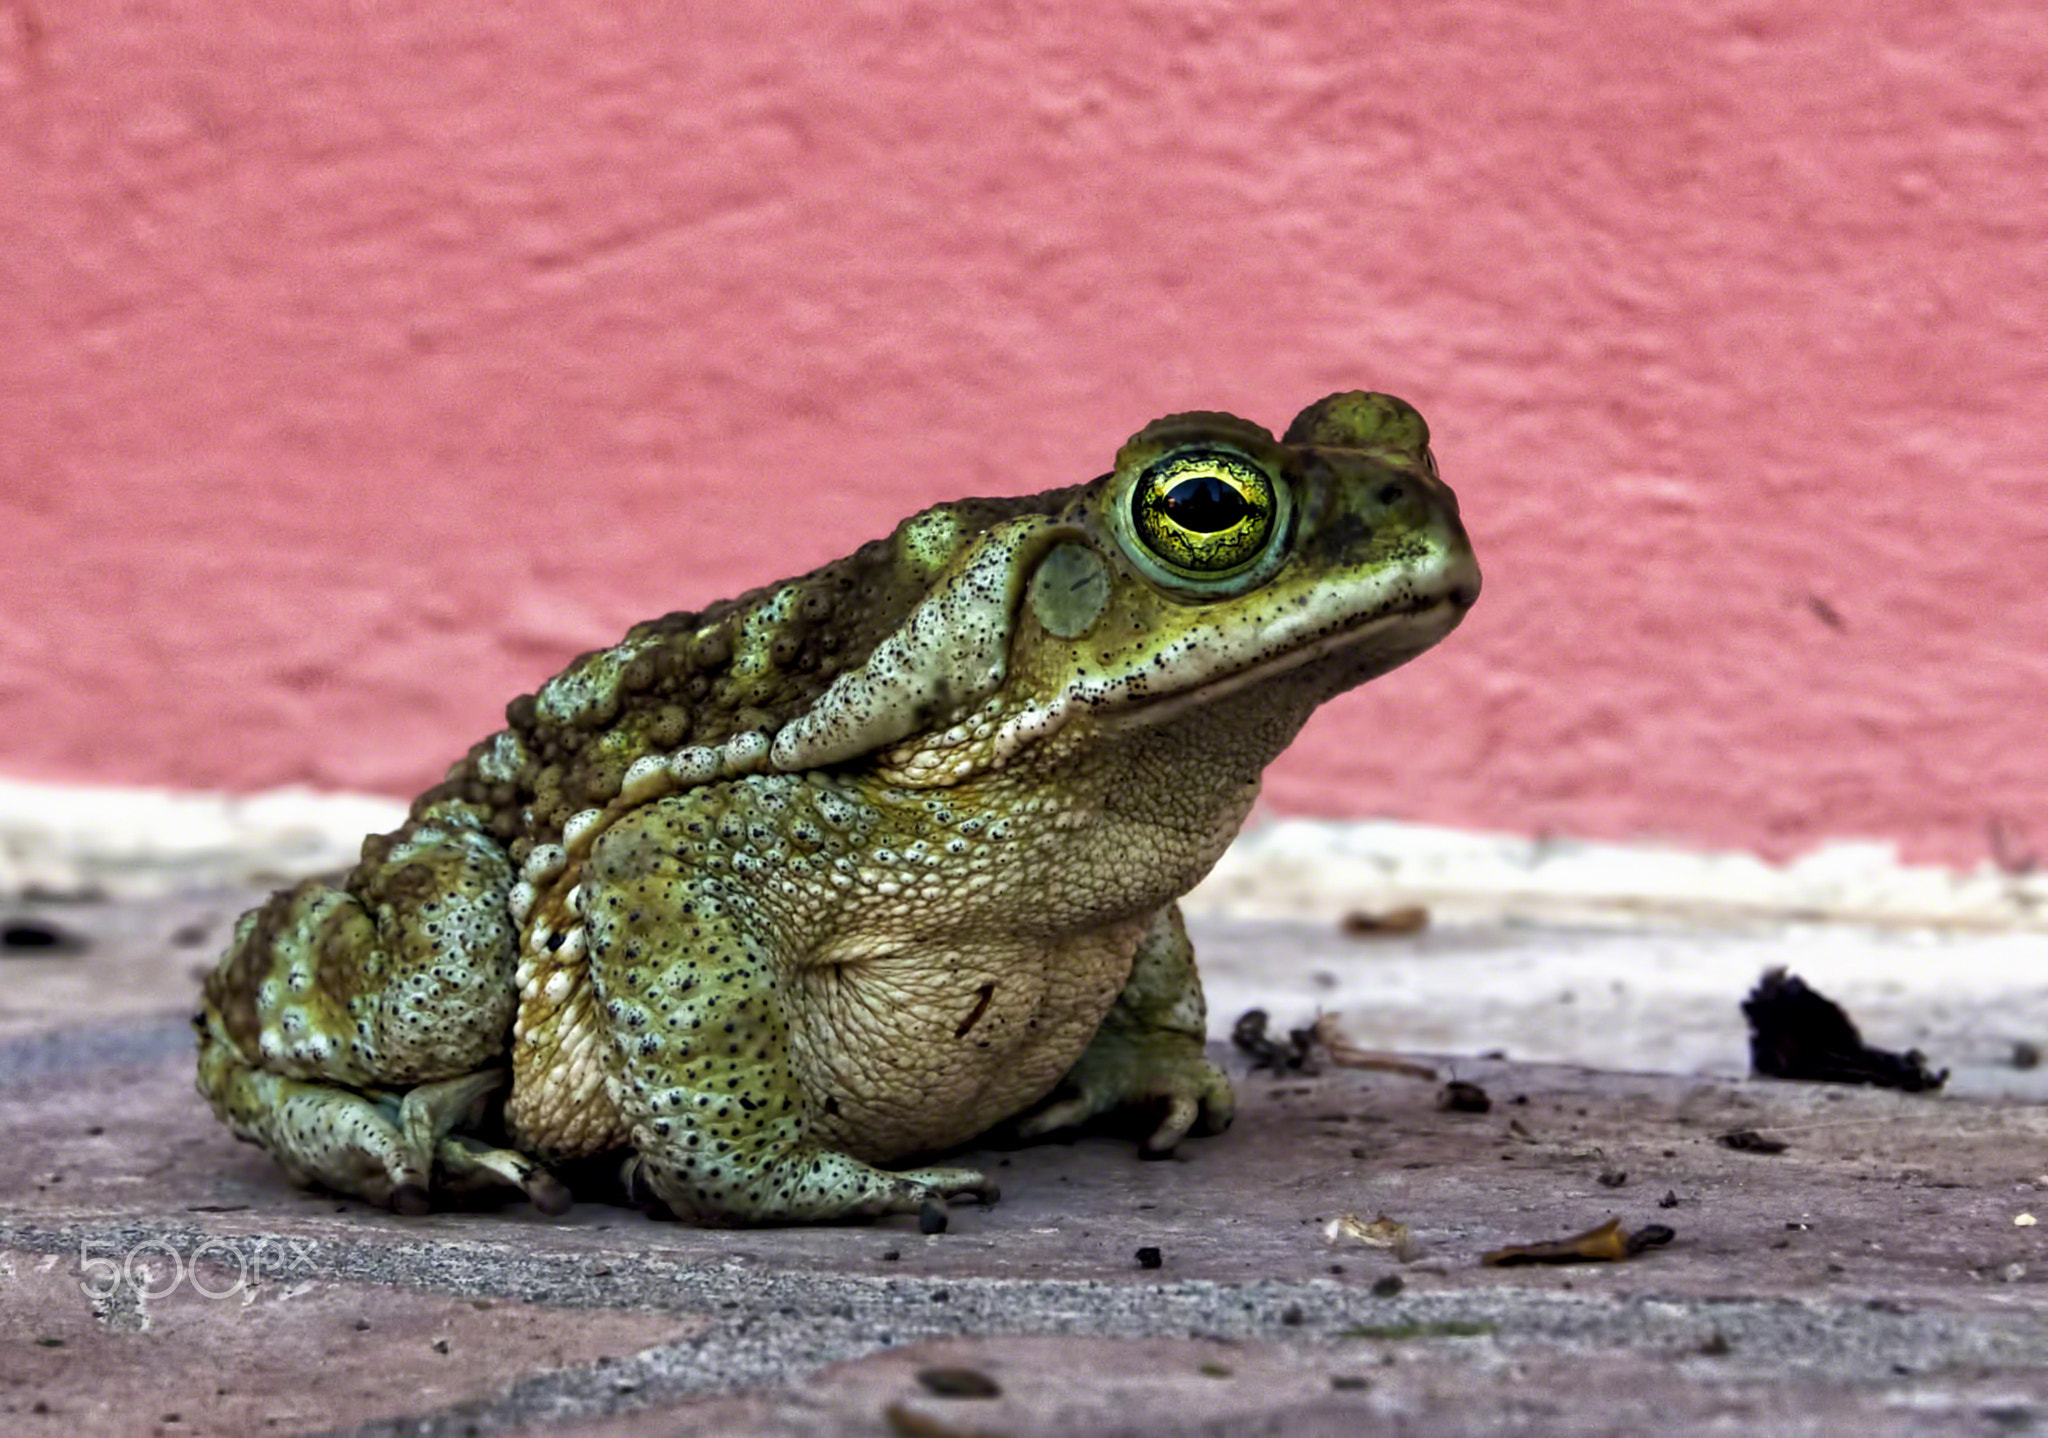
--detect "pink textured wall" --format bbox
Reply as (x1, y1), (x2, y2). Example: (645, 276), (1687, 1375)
(5, 2), (2045, 867)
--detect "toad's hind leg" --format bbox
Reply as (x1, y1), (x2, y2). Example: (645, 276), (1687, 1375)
(195, 801), (566, 1213)
(581, 803), (996, 1225)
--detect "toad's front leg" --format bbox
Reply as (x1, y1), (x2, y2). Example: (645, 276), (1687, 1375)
(582, 802), (995, 1225)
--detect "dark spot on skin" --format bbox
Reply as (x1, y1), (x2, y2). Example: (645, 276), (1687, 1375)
(953, 982), (997, 1039)
(1310, 509), (1374, 563)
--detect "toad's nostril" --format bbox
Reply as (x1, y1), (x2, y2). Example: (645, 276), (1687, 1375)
(1375, 483), (1405, 506)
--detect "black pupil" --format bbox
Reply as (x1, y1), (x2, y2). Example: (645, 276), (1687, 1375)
(1162, 474), (1248, 532)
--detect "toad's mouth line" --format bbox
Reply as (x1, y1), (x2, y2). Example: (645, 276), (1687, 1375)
(1094, 588), (1473, 733)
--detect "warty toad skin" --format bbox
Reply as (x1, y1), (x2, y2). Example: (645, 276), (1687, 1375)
(196, 391), (1480, 1225)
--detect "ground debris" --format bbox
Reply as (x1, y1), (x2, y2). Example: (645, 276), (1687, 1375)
(1314, 1015), (1439, 1081)
(1339, 904), (1430, 936)
(915, 1367), (1002, 1398)
(1325, 1212), (1419, 1261)
(1228, 1009), (1444, 1082)
(1482, 1217), (1675, 1267)
(1438, 1080), (1491, 1113)
(1, 916), (90, 955)
(886, 1396), (1008, 1438)
(1717, 1128), (1789, 1155)
(1742, 967), (1948, 1092)
(1340, 1319), (1496, 1340)
(1231, 1008), (1319, 1072)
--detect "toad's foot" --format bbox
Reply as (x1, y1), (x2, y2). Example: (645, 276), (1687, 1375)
(199, 1038), (569, 1215)
(1014, 904), (1234, 1156)
(621, 1149), (996, 1224)
(1013, 1030), (1234, 1156)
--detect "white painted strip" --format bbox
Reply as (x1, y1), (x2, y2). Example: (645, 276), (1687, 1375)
(0, 779), (405, 897)
(1, 778), (2040, 932)
(1188, 816), (2048, 933)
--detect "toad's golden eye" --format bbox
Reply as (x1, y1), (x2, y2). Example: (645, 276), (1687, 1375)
(1131, 452), (1278, 576)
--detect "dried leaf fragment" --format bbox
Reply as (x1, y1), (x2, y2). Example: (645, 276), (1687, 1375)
(1481, 1217), (1676, 1267)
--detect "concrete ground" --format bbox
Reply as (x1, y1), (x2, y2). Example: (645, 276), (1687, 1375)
(3, 882), (2046, 1436)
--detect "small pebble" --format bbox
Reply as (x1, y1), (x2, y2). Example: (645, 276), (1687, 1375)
(916, 1367), (1000, 1399)
(1718, 1128), (1788, 1155)
(1135, 1246), (1163, 1270)
(1, 918), (89, 954)
(1439, 1080), (1491, 1114)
